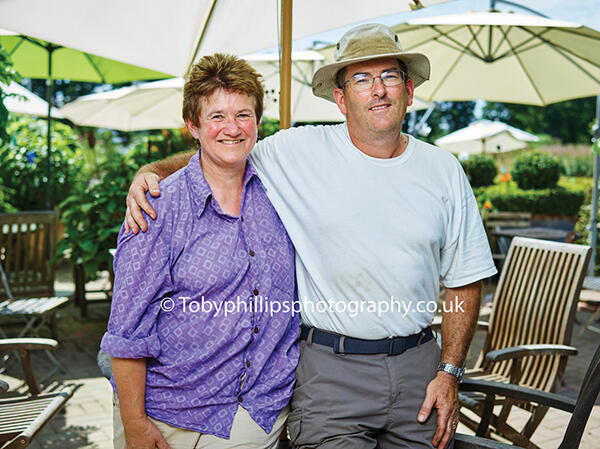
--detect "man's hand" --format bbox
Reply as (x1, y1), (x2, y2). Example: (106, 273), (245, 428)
(417, 371), (460, 449)
(125, 173), (162, 234)
(123, 415), (172, 449)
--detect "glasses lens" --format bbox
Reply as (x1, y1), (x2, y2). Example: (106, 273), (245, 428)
(381, 70), (403, 86)
(349, 74), (373, 91)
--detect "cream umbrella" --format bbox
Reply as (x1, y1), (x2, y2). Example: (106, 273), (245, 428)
(0, 0), (453, 129)
(60, 79), (184, 132)
(390, 11), (600, 105)
(434, 119), (539, 154)
(1, 81), (63, 119)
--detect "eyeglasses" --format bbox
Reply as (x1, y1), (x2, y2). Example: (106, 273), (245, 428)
(343, 70), (406, 92)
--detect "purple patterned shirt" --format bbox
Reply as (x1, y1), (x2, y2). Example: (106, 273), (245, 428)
(101, 151), (298, 438)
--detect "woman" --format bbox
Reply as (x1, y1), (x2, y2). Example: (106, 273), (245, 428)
(101, 54), (298, 449)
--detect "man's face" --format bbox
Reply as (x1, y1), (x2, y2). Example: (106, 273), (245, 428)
(333, 58), (414, 139)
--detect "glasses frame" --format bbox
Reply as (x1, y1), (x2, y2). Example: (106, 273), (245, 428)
(343, 69), (407, 92)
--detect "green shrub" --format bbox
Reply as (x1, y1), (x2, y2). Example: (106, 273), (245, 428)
(56, 156), (136, 281)
(0, 116), (84, 210)
(511, 151), (561, 189)
(483, 182), (584, 216)
(559, 156), (593, 177)
(461, 154), (497, 187)
(0, 177), (16, 213)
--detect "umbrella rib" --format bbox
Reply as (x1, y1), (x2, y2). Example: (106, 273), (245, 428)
(519, 26), (600, 69)
(464, 25), (487, 59)
(187, 0), (218, 75)
(491, 25), (515, 60)
(505, 38), (547, 104)
(420, 25), (490, 63)
(83, 53), (107, 84)
(429, 48), (467, 99)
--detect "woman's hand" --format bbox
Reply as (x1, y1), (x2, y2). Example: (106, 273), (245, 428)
(123, 415), (172, 449)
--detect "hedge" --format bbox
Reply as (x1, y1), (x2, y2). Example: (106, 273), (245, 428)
(480, 183), (585, 216)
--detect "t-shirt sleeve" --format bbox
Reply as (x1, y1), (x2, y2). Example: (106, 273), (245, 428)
(439, 167), (497, 288)
(100, 194), (174, 359)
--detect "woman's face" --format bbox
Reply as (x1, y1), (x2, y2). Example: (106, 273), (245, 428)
(187, 88), (258, 170)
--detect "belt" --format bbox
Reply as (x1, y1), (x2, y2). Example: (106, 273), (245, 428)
(299, 325), (434, 356)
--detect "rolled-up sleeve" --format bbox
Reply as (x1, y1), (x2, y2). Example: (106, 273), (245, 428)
(101, 196), (173, 359)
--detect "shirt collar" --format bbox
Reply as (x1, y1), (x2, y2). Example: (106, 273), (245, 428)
(185, 150), (262, 218)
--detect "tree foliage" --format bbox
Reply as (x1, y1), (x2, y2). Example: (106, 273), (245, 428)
(482, 98), (596, 144)
(0, 116), (84, 210)
(0, 44), (21, 142)
(413, 101), (476, 143)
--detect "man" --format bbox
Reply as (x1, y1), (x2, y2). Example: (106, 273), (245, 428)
(124, 24), (497, 449)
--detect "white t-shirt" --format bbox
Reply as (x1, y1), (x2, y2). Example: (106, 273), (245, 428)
(249, 123), (496, 339)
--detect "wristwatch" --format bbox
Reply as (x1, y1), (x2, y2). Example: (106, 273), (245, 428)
(437, 362), (464, 383)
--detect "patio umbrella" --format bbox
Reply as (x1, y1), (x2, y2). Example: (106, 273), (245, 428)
(1, 81), (63, 119)
(60, 79), (184, 132)
(434, 119), (539, 154)
(389, 11), (600, 105)
(0, 28), (171, 208)
(0, 0), (452, 130)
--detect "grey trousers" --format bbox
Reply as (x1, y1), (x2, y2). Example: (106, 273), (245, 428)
(287, 336), (450, 449)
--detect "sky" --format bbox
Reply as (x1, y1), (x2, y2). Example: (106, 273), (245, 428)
(281, 0), (600, 51)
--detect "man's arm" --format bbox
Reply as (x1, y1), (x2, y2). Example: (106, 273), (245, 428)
(418, 280), (481, 449)
(125, 151), (195, 234)
(111, 357), (172, 449)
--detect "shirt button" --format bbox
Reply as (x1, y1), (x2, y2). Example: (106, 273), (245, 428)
(246, 360), (251, 367)
(237, 395), (243, 402)
(254, 326), (259, 334)
(249, 250), (255, 257)
(253, 289), (259, 296)
(240, 216), (244, 222)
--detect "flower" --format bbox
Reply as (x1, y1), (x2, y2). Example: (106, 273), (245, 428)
(483, 200), (492, 210)
(500, 172), (511, 183)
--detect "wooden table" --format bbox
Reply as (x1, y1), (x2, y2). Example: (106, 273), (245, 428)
(491, 226), (571, 241)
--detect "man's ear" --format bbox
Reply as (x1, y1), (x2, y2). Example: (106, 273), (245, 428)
(405, 78), (415, 107)
(184, 118), (200, 140)
(333, 88), (348, 115)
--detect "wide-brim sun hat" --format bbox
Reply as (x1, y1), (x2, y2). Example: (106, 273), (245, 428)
(312, 23), (431, 103)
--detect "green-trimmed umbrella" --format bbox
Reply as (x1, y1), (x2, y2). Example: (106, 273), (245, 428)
(0, 28), (172, 208)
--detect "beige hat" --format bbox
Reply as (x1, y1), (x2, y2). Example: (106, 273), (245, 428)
(312, 23), (430, 102)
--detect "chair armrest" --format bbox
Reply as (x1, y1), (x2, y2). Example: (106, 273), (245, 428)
(454, 433), (521, 449)
(460, 378), (576, 413)
(485, 344), (578, 363)
(0, 338), (59, 395)
(0, 338), (59, 351)
(477, 321), (489, 331)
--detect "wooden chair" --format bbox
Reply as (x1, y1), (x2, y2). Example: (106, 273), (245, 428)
(0, 212), (70, 340)
(460, 237), (591, 448)
(455, 342), (600, 449)
(0, 212), (60, 299)
(0, 338), (75, 448)
(483, 212), (532, 268)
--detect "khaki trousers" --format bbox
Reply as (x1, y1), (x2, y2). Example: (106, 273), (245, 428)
(113, 395), (288, 449)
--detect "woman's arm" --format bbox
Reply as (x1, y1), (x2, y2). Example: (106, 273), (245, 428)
(112, 357), (172, 449)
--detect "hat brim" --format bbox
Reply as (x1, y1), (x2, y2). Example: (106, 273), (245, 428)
(312, 52), (431, 103)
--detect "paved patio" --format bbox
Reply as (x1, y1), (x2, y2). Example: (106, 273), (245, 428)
(0, 268), (598, 449)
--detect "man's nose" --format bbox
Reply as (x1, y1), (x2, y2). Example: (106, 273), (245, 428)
(371, 76), (387, 96)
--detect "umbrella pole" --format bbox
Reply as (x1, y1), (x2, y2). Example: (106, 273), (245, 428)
(279, 0), (292, 130)
(45, 45), (56, 210)
(590, 95), (600, 276)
